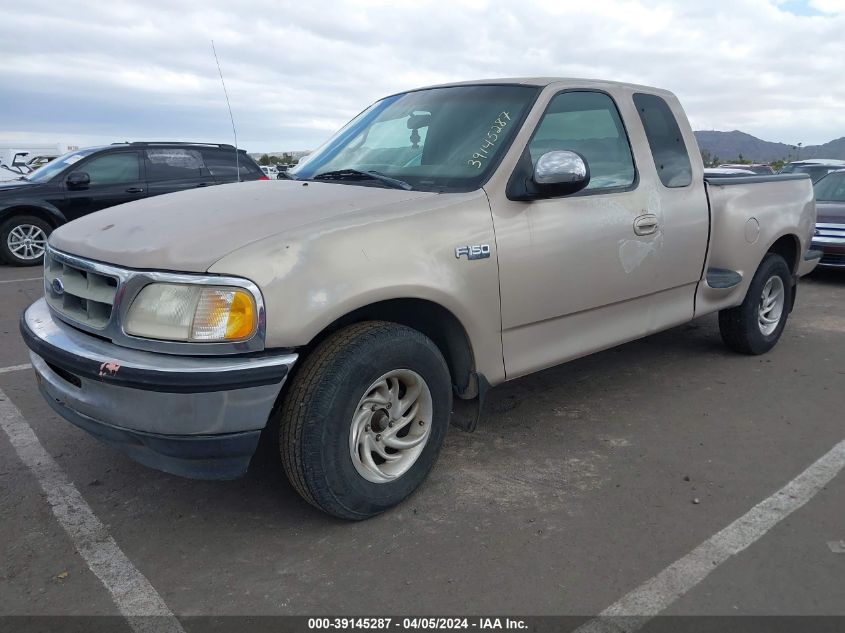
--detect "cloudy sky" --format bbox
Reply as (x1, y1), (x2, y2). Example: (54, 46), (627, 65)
(1, 0), (843, 153)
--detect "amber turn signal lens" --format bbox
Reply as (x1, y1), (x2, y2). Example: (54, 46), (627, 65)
(225, 291), (256, 340)
(191, 288), (257, 341)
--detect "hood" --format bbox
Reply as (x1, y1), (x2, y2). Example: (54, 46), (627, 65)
(49, 180), (436, 272)
(0, 178), (39, 193)
(816, 201), (845, 224)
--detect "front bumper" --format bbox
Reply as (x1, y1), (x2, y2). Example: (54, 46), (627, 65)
(21, 298), (297, 479)
(812, 223), (845, 268)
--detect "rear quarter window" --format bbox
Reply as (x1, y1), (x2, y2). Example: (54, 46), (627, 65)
(202, 150), (261, 180)
(633, 93), (692, 188)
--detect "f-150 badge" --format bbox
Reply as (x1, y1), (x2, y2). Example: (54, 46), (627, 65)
(455, 244), (491, 260)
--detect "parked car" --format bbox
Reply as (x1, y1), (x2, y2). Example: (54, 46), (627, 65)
(0, 152), (61, 179)
(779, 159), (845, 182)
(24, 155), (58, 170)
(21, 78), (819, 519)
(810, 169), (845, 267)
(0, 142), (267, 265)
(0, 143), (64, 182)
(718, 163), (774, 175)
(260, 165), (279, 179)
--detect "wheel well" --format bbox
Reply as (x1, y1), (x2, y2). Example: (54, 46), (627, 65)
(306, 299), (477, 397)
(767, 234), (799, 274)
(0, 205), (60, 228)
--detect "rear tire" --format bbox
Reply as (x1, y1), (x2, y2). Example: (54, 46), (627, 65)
(278, 321), (452, 520)
(718, 253), (792, 355)
(0, 215), (51, 266)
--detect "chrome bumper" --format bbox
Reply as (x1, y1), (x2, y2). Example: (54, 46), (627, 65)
(21, 298), (298, 479)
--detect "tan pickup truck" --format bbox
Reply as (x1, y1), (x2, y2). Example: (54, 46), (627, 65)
(22, 78), (821, 519)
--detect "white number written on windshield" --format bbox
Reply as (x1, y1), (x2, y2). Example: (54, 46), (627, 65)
(468, 111), (511, 169)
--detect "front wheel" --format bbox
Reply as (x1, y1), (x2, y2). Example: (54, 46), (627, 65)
(278, 321), (452, 520)
(718, 253), (793, 355)
(0, 215), (51, 266)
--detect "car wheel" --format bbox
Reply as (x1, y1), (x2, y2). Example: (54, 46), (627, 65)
(718, 253), (793, 355)
(278, 321), (452, 520)
(0, 215), (51, 266)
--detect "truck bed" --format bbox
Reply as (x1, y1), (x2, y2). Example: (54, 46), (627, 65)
(696, 173), (816, 316)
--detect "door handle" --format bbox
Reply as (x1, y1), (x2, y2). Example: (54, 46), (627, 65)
(125, 187), (144, 193)
(633, 214), (659, 236)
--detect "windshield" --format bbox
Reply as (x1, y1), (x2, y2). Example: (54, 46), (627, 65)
(813, 171), (845, 202)
(291, 85), (539, 192)
(24, 147), (100, 183)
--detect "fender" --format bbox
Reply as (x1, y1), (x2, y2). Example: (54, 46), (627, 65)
(0, 198), (67, 226)
(209, 189), (508, 386)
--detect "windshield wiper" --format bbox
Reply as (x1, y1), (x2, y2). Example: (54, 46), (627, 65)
(313, 169), (412, 191)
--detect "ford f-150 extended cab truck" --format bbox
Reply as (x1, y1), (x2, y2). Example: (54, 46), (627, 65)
(21, 78), (821, 519)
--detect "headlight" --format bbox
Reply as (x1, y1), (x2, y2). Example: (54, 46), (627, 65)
(124, 283), (258, 342)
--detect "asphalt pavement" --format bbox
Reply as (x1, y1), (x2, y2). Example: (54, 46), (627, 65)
(1, 264), (843, 631)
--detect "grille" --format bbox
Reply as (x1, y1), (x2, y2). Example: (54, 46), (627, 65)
(44, 251), (119, 329)
(820, 252), (845, 266)
(815, 223), (845, 241)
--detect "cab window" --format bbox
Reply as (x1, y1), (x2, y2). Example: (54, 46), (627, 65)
(529, 91), (636, 191)
(81, 152), (141, 185)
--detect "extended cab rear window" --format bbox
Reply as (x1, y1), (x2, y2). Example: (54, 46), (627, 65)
(633, 93), (692, 188)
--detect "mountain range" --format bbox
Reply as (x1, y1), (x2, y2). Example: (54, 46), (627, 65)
(693, 130), (845, 163)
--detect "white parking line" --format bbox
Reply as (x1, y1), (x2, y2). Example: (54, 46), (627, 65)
(0, 363), (31, 375)
(0, 276), (41, 284)
(576, 438), (845, 632)
(0, 388), (185, 633)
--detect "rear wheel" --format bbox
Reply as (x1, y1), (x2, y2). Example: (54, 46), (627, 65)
(718, 253), (792, 355)
(278, 321), (452, 520)
(0, 215), (51, 266)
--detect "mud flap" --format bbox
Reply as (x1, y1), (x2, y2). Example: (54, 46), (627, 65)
(789, 274), (798, 313)
(450, 373), (491, 433)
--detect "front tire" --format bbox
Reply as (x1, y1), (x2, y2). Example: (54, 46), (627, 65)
(718, 253), (792, 355)
(278, 321), (452, 520)
(0, 215), (51, 266)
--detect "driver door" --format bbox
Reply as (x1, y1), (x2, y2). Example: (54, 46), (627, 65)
(60, 151), (146, 221)
(490, 90), (664, 379)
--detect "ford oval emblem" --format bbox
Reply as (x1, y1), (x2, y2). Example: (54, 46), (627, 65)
(52, 278), (64, 296)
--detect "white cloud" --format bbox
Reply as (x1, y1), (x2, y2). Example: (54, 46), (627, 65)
(810, 0), (845, 13)
(0, 0), (843, 152)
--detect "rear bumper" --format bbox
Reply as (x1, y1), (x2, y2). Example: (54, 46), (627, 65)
(21, 298), (298, 479)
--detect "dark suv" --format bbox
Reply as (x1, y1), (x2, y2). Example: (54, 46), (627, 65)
(0, 142), (267, 265)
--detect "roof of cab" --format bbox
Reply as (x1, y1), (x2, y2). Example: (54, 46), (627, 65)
(406, 77), (675, 97)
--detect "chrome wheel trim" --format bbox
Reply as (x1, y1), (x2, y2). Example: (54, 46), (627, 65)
(349, 369), (433, 484)
(7, 224), (47, 260)
(758, 275), (785, 336)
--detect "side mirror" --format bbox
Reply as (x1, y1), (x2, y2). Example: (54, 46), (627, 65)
(66, 172), (90, 190)
(532, 150), (590, 197)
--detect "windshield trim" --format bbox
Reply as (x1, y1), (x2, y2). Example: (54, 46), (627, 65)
(292, 84), (543, 194)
